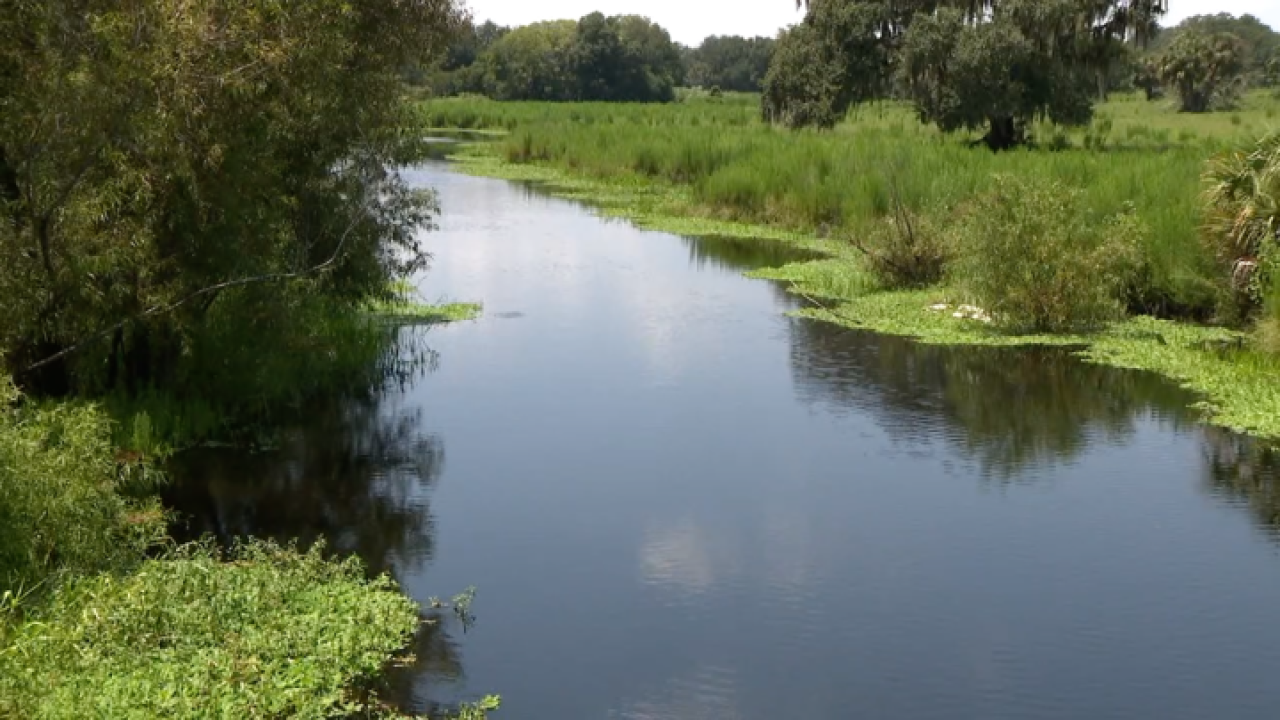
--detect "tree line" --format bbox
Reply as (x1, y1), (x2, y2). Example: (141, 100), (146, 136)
(417, 16), (778, 100)
(762, 2), (1278, 146)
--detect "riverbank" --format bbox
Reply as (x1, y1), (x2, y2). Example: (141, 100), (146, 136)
(0, 299), (491, 719)
(434, 127), (1280, 439)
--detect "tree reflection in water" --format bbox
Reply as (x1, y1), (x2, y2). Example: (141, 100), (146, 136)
(787, 315), (1280, 538)
(162, 326), (470, 714)
(165, 398), (443, 577)
(787, 318), (1201, 480)
(1202, 429), (1280, 536)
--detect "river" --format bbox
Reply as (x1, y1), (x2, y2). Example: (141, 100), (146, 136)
(167, 164), (1280, 719)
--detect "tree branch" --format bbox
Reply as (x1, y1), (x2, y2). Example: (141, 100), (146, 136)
(19, 210), (366, 375)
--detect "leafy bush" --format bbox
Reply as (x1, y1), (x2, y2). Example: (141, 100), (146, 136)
(850, 198), (950, 289)
(0, 378), (163, 599)
(0, 542), (422, 719)
(951, 175), (1143, 332)
(1202, 132), (1280, 317)
(1259, 275), (1280, 355)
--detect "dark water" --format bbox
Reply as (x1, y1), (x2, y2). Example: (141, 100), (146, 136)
(167, 165), (1280, 720)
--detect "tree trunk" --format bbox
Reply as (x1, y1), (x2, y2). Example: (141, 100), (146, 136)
(983, 116), (1023, 151)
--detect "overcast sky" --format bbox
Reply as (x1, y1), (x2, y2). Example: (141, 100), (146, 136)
(462, 1), (1280, 46)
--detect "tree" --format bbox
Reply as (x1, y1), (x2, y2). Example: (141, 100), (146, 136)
(0, 0), (461, 390)
(476, 21), (580, 100)
(767, 0), (1166, 144)
(762, 1), (892, 128)
(1151, 14), (1280, 86)
(686, 36), (776, 92)
(615, 15), (685, 92)
(898, 0), (1096, 149)
(1155, 30), (1248, 112)
(472, 14), (680, 102)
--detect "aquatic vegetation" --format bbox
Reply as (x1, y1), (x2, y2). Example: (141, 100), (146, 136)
(0, 378), (164, 600)
(0, 541), (422, 719)
(364, 281), (483, 325)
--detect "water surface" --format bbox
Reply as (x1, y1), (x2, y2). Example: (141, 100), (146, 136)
(168, 165), (1280, 720)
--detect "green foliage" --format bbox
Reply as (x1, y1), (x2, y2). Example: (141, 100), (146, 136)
(0, 378), (164, 600)
(951, 175), (1143, 332)
(99, 288), (417, 450)
(898, 0), (1096, 149)
(1202, 132), (1280, 314)
(765, 0), (1164, 140)
(1151, 13), (1280, 87)
(472, 14), (680, 102)
(364, 282), (483, 325)
(0, 0), (456, 392)
(761, 1), (890, 129)
(850, 190), (950, 289)
(0, 541), (427, 719)
(1156, 30), (1249, 112)
(686, 36), (776, 92)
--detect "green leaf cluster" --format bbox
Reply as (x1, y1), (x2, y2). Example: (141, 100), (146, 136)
(0, 0), (459, 391)
(470, 14), (683, 102)
(0, 541), (422, 719)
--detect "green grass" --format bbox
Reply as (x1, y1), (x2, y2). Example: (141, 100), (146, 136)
(363, 283), (483, 325)
(422, 91), (1280, 439)
(0, 378), (166, 601)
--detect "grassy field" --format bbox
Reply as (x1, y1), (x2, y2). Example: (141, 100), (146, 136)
(419, 91), (1280, 438)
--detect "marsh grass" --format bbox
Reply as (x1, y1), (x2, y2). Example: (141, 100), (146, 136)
(422, 91), (1280, 314)
(100, 285), (453, 453)
(363, 280), (483, 325)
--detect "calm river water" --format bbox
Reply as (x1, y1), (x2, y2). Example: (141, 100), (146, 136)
(168, 165), (1280, 719)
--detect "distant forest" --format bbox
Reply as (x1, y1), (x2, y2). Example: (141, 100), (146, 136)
(409, 10), (1278, 109)
(408, 14), (776, 101)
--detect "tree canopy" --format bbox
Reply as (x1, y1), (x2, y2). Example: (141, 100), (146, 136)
(1151, 14), (1279, 87)
(1154, 30), (1249, 112)
(685, 36), (777, 92)
(764, 0), (1167, 147)
(0, 0), (460, 390)
(467, 14), (681, 102)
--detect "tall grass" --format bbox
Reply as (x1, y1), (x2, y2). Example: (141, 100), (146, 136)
(420, 91), (1280, 316)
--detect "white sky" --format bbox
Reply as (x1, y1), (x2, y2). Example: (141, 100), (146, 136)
(462, 1), (1280, 46)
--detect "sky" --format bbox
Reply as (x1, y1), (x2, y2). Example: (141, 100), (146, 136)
(463, 0), (1280, 46)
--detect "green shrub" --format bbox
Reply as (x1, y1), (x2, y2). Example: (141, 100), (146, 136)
(1202, 132), (1280, 317)
(0, 542), (423, 719)
(849, 200), (950, 289)
(0, 378), (163, 599)
(951, 175), (1143, 332)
